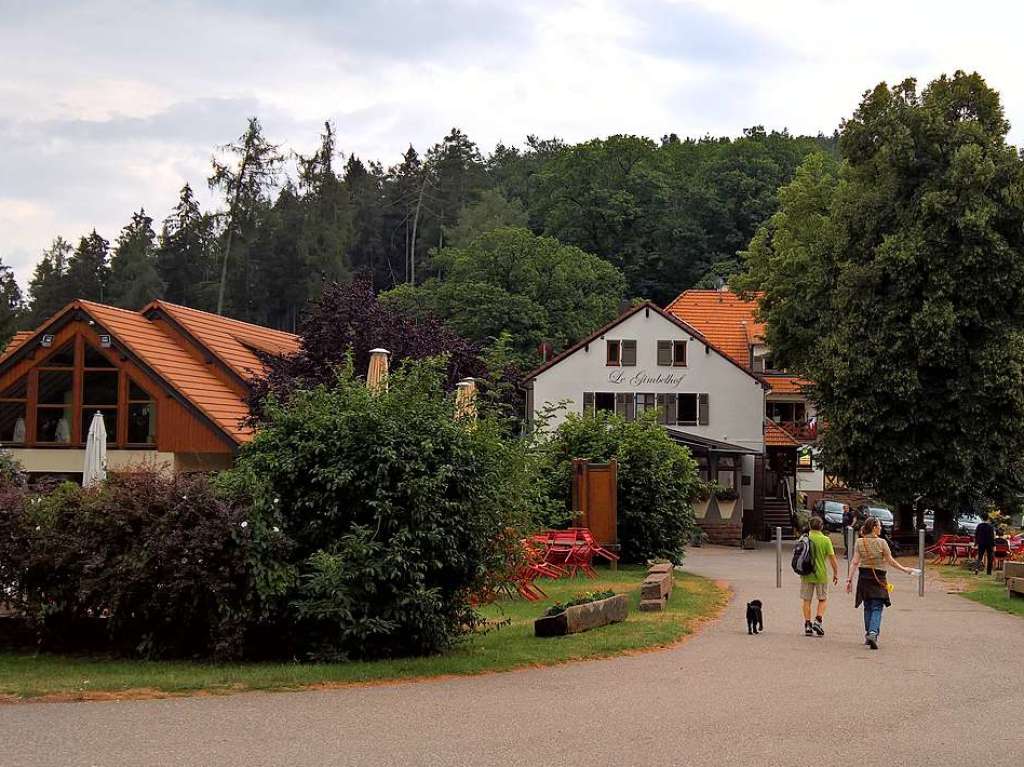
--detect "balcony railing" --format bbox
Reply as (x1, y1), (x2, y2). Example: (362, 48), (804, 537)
(776, 419), (817, 442)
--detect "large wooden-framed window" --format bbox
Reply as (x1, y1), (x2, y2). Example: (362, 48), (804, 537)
(0, 376), (27, 445)
(606, 340), (621, 366)
(7, 332), (158, 449)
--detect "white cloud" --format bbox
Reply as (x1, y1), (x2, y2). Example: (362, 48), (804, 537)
(3, 0), (1024, 286)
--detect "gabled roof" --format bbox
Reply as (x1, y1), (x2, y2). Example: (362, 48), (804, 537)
(0, 300), (300, 445)
(666, 289), (814, 396)
(524, 301), (764, 384)
(143, 300), (300, 384)
(665, 289), (765, 367)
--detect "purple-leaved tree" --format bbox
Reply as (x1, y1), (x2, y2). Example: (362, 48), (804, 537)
(247, 276), (483, 420)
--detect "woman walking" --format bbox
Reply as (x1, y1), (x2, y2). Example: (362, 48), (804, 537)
(845, 516), (919, 649)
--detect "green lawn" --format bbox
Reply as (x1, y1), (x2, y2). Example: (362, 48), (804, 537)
(0, 566), (727, 701)
(938, 566), (1024, 619)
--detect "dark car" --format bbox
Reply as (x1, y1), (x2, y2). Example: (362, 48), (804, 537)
(813, 499), (850, 532)
(858, 505), (895, 534)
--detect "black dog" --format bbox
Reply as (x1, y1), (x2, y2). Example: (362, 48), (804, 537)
(746, 600), (763, 635)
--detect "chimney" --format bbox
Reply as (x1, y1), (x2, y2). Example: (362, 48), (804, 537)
(367, 348), (390, 393)
(537, 341), (554, 362)
(455, 378), (478, 421)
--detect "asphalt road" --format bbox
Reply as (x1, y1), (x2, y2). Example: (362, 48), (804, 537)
(4, 545), (1022, 767)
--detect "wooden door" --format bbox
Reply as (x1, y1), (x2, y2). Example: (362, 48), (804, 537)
(572, 458), (618, 545)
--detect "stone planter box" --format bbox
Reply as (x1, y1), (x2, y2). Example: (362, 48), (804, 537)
(534, 594), (629, 638)
(715, 497), (738, 520)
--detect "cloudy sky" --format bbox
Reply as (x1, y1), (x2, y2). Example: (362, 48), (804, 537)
(2, 0), (1022, 286)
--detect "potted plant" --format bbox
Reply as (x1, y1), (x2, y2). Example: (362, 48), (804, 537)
(714, 483), (739, 520)
(692, 479), (713, 520)
(534, 590), (628, 637)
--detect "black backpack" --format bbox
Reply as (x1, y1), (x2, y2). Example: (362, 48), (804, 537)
(791, 534), (815, 576)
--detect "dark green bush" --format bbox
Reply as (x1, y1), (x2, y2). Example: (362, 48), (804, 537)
(0, 471), (274, 659)
(234, 357), (535, 660)
(540, 411), (699, 563)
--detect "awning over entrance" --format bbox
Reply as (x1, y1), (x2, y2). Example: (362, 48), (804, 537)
(663, 427), (761, 457)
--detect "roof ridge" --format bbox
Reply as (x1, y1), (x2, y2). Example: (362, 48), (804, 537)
(154, 300), (299, 339)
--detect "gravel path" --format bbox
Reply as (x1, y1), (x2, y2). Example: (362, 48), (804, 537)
(4, 545), (1022, 767)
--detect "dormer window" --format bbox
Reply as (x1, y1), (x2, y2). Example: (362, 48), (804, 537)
(750, 343), (773, 373)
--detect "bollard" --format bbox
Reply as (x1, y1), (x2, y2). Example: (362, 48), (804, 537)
(918, 527), (926, 597)
(776, 526), (782, 588)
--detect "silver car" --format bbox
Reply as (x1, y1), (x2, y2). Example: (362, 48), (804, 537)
(815, 500), (849, 532)
(958, 514), (983, 535)
(862, 506), (894, 533)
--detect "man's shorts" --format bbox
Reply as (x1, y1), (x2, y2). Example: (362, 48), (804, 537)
(800, 581), (828, 600)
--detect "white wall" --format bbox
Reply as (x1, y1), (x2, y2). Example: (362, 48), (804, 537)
(529, 308), (766, 510)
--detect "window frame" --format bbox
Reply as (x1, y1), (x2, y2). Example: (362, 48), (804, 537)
(620, 339), (637, 367)
(673, 340), (687, 367)
(656, 340), (672, 367)
(606, 339), (621, 366)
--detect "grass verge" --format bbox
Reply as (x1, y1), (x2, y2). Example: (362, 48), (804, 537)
(937, 565), (1024, 619)
(0, 566), (727, 702)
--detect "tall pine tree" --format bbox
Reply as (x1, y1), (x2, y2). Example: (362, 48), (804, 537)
(208, 117), (283, 316)
(157, 184), (216, 309)
(66, 230), (110, 302)
(108, 209), (164, 309)
(25, 236), (74, 326)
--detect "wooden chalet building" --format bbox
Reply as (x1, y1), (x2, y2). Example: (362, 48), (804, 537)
(0, 299), (299, 481)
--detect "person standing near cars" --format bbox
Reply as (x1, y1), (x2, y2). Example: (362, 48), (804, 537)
(975, 514), (995, 575)
(846, 516), (919, 649)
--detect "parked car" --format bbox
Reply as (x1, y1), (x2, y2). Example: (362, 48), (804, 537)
(958, 514), (984, 535)
(859, 505), (894, 534)
(813, 499), (850, 532)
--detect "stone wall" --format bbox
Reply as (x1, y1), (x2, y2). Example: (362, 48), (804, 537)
(697, 519), (742, 546)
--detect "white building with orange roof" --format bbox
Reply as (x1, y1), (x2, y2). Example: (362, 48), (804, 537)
(666, 287), (826, 508)
(524, 301), (777, 544)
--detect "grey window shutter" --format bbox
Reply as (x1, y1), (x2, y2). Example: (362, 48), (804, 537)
(698, 393), (709, 425)
(668, 393), (678, 424)
(657, 340), (672, 366)
(621, 340), (637, 366)
(656, 393), (668, 424)
(583, 391), (595, 416)
(626, 393), (636, 421)
(615, 392), (628, 417)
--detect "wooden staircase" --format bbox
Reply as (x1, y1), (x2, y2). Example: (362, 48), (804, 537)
(763, 497), (795, 539)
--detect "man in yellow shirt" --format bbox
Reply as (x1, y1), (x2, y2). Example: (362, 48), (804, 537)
(800, 516), (839, 636)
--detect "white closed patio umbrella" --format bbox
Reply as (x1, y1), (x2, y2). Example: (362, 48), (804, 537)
(83, 411), (107, 488)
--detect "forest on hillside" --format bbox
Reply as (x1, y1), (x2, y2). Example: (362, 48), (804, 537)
(0, 121), (835, 362)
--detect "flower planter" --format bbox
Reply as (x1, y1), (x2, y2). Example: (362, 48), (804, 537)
(693, 498), (710, 519)
(716, 498), (738, 520)
(534, 594), (629, 638)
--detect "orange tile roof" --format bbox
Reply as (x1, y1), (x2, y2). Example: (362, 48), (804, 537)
(80, 302), (257, 443)
(1, 300), (300, 445)
(665, 289), (764, 368)
(151, 301), (300, 382)
(764, 419), (801, 447)
(2, 331), (33, 357)
(762, 374), (810, 395)
(667, 290), (814, 396)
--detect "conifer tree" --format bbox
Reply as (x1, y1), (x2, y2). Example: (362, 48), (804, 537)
(108, 209), (164, 308)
